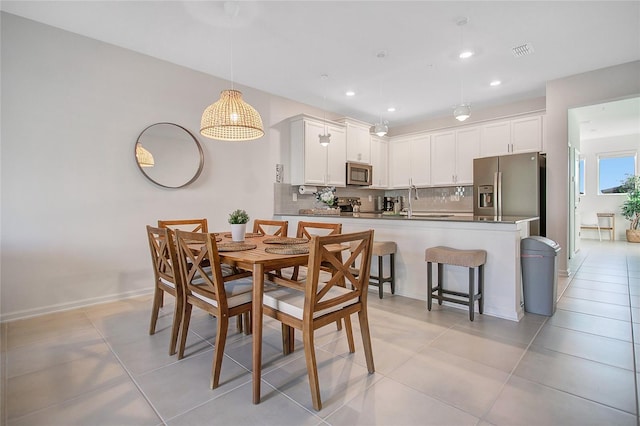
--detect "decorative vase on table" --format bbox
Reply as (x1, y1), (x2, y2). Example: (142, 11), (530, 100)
(230, 223), (246, 242)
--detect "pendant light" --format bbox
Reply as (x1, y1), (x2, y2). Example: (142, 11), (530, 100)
(371, 50), (389, 137)
(319, 74), (331, 147)
(454, 18), (471, 122)
(200, 2), (264, 141)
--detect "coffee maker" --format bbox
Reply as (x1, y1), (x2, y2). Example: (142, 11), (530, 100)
(383, 197), (395, 212)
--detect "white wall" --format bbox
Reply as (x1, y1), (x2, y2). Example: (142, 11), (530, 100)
(546, 60), (640, 275)
(578, 134), (640, 240)
(0, 13), (326, 320)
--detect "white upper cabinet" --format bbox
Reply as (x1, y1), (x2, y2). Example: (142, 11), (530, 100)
(389, 135), (430, 188)
(369, 136), (388, 188)
(290, 114), (346, 187)
(339, 118), (372, 164)
(480, 115), (543, 157)
(430, 128), (480, 186)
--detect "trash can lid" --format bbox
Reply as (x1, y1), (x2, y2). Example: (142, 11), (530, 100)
(521, 236), (561, 254)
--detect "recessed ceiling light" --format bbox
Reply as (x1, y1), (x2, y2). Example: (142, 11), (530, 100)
(387, 107), (396, 112)
(459, 50), (474, 59)
(490, 80), (501, 86)
(345, 90), (355, 97)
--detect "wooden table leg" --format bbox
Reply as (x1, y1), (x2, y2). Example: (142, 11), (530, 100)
(252, 263), (264, 404)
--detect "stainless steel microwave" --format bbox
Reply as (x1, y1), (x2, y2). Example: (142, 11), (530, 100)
(346, 162), (373, 186)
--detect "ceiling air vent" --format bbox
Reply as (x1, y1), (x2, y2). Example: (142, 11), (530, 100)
(512, 43), (534, 57)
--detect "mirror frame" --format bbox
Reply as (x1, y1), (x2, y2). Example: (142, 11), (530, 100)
(134, 122), (204, 189)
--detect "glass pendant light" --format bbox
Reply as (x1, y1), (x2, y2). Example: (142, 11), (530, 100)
(454, 18), (471, 122)
(371, 51), (389, 136)
(319, 74), (331, 147)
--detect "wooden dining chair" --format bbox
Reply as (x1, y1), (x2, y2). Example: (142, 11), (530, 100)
(288, 221), (342, 281)
(174, 230), (253, 389)
(252, 219), (288, 237)
(158, 218), (208, 233)
(262, 230), (376, 411)
(146, 225), (183, 356)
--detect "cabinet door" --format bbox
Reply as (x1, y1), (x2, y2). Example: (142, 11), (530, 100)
(370, 136), (388, 188)
(511, 116), (542, 153)
(455, 127), (481, 184)
(389, 139), (411, 188)
(303, 120), (329, 185)
(481, 121), (511, 157)
(325, 125), (346, 187)
(411, 135), (431, 186)
(346, 124), (371, 163)
(430, 131), (456, 185)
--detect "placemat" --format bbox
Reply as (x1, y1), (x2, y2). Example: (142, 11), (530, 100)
(217, 242), (257, 252)
(263, 237), (309, 245)
(221, 232), (262, 239)
(265, 246), (310, 255)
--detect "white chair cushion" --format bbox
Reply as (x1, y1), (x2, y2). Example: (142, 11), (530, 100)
(192, 277), (253, 308)
(159, 277), (176, 288)
(263, 283), (356, 320)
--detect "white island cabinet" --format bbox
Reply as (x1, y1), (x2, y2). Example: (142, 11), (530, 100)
(276, 214), (534, 322)
(290, 114), (346, 187)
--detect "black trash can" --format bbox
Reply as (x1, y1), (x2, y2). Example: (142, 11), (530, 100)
(521, 236), (561, 316)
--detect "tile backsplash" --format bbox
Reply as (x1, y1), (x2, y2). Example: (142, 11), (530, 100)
(274, 184), (473, 215)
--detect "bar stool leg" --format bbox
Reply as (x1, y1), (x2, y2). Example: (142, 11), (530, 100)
(468, 267), (475, 321)
(427, 261), (433, 310)
(437, 263), (443, 305)
(378, 255), (384, 299)
(390, 253), (396, 294)
(478, 264), (484, 314)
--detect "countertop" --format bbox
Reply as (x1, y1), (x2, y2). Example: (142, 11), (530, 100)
(282, 211), (538, 224)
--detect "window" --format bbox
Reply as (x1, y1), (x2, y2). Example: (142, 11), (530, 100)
(598, 152), (636, 194)
(578, 158), (585, 195)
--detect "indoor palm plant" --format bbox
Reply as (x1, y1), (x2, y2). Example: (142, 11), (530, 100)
(228, 209), (249, 242)
(620, 175), (640, 242)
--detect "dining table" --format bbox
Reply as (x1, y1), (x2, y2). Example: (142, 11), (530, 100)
(214, 232), (331, 404)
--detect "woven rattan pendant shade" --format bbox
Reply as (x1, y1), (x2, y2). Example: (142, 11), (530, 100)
(135, 143), (154, 167)
(200, 89), (264, 141)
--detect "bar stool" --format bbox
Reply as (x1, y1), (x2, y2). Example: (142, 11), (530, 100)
(425, 246), (487, 321)
(351, 240), (397, 298)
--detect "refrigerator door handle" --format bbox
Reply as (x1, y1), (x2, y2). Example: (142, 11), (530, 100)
(496, 171), (503, 217)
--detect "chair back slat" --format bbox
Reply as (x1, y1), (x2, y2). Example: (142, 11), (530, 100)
(296, 221), (342, 240)
(253, 219), (288, 237)
(175, 230), (229, 310)
(158, 219), (208, 233)
(304, 230), (374, 321)
(146, 225), (180, 287)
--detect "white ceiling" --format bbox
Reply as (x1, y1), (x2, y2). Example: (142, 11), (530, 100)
(2, 1), (640, 132)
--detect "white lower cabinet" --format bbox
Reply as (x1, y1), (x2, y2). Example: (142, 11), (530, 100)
(290, 115), (346, 187)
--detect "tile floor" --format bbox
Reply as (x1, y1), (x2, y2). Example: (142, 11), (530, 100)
(1, 239), (638, 425)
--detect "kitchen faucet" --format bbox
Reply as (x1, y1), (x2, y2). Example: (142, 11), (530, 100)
(407, 179), (419, 218)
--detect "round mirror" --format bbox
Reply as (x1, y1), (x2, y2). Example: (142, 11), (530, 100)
(135, 122), (204, 188)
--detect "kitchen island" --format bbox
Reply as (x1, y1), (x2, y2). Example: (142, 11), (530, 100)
(275, 213), (538, 321)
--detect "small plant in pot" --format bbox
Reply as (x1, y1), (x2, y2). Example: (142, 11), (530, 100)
(228, 209), (249, 242)
(620, 175), (640, 242)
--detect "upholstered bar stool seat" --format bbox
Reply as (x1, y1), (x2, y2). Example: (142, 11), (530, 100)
(425, 246), (486, 321)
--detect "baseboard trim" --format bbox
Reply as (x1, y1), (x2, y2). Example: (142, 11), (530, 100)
(0, 288), (154, 323)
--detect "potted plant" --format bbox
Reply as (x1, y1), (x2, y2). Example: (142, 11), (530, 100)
(620, 175), (640, 242)
(228, 209), (249, 242)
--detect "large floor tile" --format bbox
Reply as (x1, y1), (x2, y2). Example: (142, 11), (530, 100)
(326, 377), (478, 426)
(533, 324), (634, 370)
(485, 374), (636, 426)
(165, 381), (322, 426)
(556, 297), (631, 321)
(453, 312), (545, 345)
(573, 271), (630, 285)
(547, 308), (633, 342)
(262, 346), (380, 416)
(8, 378), (161, 426)
(514, 345), (636, 414)
(429, 326), (528, 373)
(569, 278), (629, 294)
(136, 349), (251, 420)
(577, 265), (630, 277)
(6, 309), (95, 349)
(562, 286), (631, 306)
(388, 346), (510, 417)
(6, 350), (129, 420)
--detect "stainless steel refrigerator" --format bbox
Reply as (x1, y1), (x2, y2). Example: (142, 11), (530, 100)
(473, 152), (546, 236)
